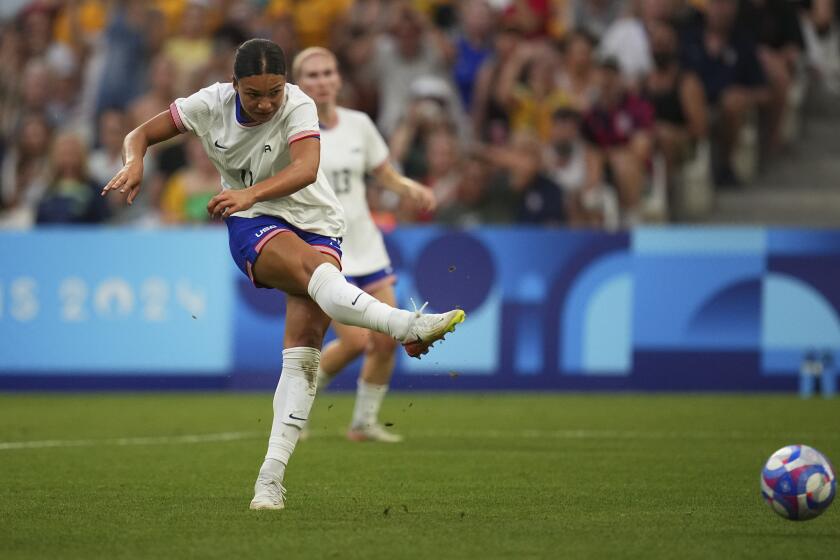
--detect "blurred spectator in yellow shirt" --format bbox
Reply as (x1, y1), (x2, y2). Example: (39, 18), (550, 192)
(53, 0), (107, 46)
(499, 42), (573, 141)
(159, 137), (220, 224)
(265, 0), (353, 48)
(162, 1), (213, 97)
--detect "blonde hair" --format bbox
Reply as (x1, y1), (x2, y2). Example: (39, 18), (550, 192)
(291, 46), (338, 82)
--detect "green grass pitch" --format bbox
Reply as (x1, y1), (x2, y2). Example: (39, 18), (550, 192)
(1, 393), (839, 559)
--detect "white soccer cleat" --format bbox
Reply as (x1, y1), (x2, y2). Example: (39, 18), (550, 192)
(401, 300), (466, 359)
(249, 474), (286, 510)
(347, 423), (404, 443)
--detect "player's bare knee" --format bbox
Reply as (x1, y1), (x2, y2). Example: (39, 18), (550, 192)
(344, 329), (370, 356)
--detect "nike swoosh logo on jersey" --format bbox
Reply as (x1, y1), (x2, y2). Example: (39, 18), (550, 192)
(214, 140), (228, 150)
(351, 293), (362, 306)
(288, 414), (308, 421)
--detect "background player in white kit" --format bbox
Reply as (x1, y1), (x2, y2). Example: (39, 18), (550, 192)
(293, 47), (436, 443)
(101, 39), (464, 510)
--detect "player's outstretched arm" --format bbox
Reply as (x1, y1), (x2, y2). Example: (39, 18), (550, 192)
(373, 162), (436, 212)
(207, 136), (320, 219)
(101, 110), (181, 204)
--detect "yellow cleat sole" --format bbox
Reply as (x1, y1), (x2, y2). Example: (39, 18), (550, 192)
(403, 310), (466, 359)
(445, 310), (466, 333)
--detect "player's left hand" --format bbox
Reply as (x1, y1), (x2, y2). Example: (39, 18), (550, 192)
(406, 183), (437, 212)
(207, 189), (257, 220)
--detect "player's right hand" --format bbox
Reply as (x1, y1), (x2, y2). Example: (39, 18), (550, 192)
(101, 160), (144, 205)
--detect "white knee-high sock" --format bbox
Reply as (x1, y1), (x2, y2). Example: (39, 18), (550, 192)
(307, 263), (412, 340)
(351, 379), (389, 429)
(260, 347), (320, 480)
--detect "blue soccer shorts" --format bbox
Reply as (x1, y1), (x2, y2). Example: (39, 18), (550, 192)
(345, 266), (397, 294)
(226, 215), (342, 288)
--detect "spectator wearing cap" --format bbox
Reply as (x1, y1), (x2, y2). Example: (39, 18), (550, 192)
(410, 75), (466, 131)
(389, 75), (468, 179)
(582, 57), (655, 225)
(389, 78), (463, 183)
(680, 0), (769, 186)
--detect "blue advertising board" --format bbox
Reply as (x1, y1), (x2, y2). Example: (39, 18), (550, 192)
(2, 226), (839, 391)
(0, 229), (233, 375)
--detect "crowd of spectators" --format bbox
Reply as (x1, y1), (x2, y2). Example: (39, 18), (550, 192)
(0, 0), (838, 230)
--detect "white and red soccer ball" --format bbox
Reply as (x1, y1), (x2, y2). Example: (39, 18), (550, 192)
(761, 444), (835, 521)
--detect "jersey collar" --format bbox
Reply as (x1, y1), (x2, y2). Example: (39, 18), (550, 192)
(234, 93), (262, 128)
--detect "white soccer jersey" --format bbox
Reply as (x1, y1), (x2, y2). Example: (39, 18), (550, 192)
(319, 107), (391, 276)
(170, 82), (345, 238)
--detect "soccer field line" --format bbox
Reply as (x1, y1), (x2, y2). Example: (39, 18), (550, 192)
(412, 428), (840, 441)
(2, 427), (838, 452)
(0, 431), (264, 451)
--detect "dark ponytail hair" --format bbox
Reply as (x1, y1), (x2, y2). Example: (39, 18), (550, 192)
(233, 39), (286, 80)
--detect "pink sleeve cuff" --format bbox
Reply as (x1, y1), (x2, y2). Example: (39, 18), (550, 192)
(289, 130), (320, 144)
(169, 102), (187, 133)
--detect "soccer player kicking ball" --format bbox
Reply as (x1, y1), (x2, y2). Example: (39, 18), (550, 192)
(292, 47), (436, 443)
(102, 39), (465, 510)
